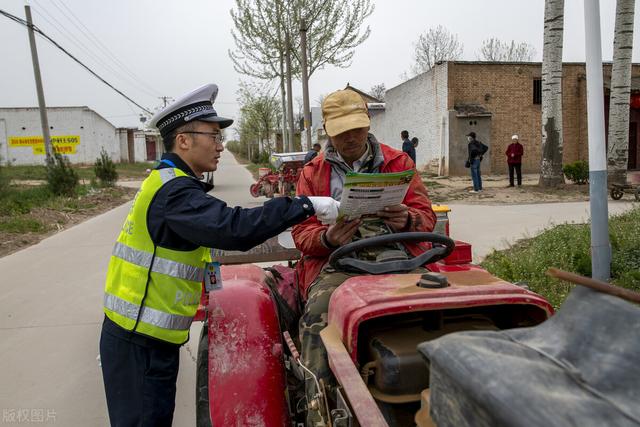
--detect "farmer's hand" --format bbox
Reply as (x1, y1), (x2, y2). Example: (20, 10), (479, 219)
(325, 218), (361, 247)
(377, 204), (410, 231)
(307, 196), (340, 225)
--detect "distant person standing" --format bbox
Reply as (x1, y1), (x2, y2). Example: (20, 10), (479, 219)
(466, 132), (488, 193)
(412, 137), (419, 149)
(304, 143), (322, 164)
(401, 130), (416, 164)
(505, 134), (524, 187)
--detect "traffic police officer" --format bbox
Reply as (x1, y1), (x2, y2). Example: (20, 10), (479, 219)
(99, 83), (339, 426)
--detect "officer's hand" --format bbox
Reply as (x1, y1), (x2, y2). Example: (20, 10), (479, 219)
(325, 218), (361, 247)
(377, 204), (410, 231)
(307, 196), (341, 225)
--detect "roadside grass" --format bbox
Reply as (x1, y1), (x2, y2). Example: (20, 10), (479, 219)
(481, 206), (640, 308)
(6, 162), (154, 181)
(0, 183), (126, 236)
(0, 217), (45, 233)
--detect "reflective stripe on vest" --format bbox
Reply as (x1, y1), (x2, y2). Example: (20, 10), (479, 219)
(159, 168), (177, 184)
(103, 166), (211, 345)
(104, 292), (193, 330)
(112, 242), (204, 283)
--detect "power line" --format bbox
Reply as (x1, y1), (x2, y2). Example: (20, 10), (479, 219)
(31, 1), (159, 99)
(0, 8), (152, 114)
(50, 0), (162, 97)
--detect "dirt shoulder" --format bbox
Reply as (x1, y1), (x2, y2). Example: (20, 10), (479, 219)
(424, 173), (591, 204)
(0, 185), (136, 258)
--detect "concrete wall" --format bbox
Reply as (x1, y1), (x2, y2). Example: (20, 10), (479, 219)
(0, 107), (120, 166)
(369, 63), (449, 170)
(117, 129), (129, 162)
(133, 130), (146, 162)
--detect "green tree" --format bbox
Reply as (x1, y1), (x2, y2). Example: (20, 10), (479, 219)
(237, 81), (282, 161)
(229, 0), (374, 148)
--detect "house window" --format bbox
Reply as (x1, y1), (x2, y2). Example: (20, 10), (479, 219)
(533, 79), (542, 105)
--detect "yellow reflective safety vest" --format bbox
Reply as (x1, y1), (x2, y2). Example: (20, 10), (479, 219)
(103, 168), (211, 344)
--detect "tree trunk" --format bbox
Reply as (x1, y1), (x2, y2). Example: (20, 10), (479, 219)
(539, 0), (565, 187)
(285, 36), (295, 152)
(607, 0), (635, 185)
(279, 61), (287, 153)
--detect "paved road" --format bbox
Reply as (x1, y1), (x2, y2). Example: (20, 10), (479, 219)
(0, 149), (635, 426)
(0, 149), (267, 426)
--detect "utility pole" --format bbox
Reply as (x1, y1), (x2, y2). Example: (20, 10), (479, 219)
(158, 96), (174, 108)
(584, 0), (611, 281)
(25, 5), (53, 161)
(300, 18), (312, 151)
(284, 32), (295, 151)
(276, 0), (288, 153)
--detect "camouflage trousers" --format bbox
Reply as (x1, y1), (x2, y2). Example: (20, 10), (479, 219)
(299, 267), (428, 426)
(299, 270), (354, 426)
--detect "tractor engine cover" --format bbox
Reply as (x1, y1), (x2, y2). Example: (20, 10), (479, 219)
(366, 315), (497, 400)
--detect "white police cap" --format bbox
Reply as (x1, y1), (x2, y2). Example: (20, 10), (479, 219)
(149, 83), (233, 137)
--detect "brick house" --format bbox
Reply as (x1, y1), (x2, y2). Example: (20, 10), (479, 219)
(369, 61), (640, 176)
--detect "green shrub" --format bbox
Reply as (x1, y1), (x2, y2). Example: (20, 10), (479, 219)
(251, 150), (270, 164)
(46, 154), (79, 196)
(482, 207), (640, 308)
(563, 160), (589, 184)
(94, 148), (118, 186)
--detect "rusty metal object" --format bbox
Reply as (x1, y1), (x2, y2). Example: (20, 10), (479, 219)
(547, 268), (640, 304)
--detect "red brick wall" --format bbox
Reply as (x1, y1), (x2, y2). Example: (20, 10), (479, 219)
(447, 62), (640, 174)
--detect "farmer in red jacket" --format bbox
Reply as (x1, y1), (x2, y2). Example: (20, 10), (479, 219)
(292, 89), (437, 425)
(505, 134), (524, 186)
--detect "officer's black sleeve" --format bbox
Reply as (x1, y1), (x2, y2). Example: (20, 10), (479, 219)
(163, 179), (315, 251)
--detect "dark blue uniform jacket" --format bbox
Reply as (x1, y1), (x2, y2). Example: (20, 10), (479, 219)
(103, 152), (314, 347)
(148, 153), (314, 251)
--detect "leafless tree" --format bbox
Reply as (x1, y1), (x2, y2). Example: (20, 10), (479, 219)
(370, 83), (386, 101)
(478, 38), (536, 61)
(607, 0), (636, 185)
(539, 0), (565, 187)
(409, 25), (463, 76)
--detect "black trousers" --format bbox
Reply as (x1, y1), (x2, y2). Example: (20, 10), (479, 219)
(100, 316), (180, 427)
(508, 163), (522, 186)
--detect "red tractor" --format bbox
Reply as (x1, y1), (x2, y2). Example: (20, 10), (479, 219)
(250, 152), (307, 198)
(194, 207), (554, 426)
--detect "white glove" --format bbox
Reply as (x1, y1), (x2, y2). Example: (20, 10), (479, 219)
(307, 196), (340, 225)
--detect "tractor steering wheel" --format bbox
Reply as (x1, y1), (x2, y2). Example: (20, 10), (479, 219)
(327, 232), (455, 275)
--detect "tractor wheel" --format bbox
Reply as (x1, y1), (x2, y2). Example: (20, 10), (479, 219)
(196, 322), (212, 427)
(249, 183), (261, 198)
(611, 188), (624, 200)
(635, 187), (640, 202)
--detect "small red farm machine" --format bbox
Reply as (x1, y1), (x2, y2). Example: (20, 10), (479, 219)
(250, 152), (307, 199)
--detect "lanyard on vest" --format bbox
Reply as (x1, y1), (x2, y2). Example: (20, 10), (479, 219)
(160, 159), (177, 168)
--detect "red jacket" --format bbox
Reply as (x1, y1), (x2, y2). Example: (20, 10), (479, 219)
(505, 142), (524, 165)
(292, 143), (437, 299)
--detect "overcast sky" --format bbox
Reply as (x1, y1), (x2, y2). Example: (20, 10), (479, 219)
(1, 0), (639, 134)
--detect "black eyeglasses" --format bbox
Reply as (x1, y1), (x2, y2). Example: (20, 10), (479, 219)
(178, 131), (224, 143)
